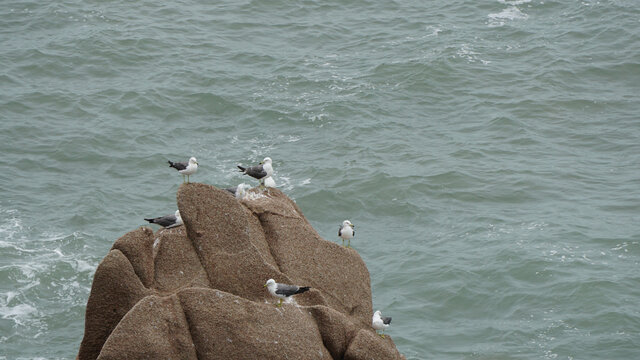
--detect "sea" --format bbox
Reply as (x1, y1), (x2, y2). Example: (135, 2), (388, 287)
(1, 0), (639, 358)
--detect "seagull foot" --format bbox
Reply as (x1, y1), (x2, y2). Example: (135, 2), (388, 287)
(379, 334), (385, 338)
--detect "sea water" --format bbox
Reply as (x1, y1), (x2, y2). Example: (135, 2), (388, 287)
(1, 0), (639, 358)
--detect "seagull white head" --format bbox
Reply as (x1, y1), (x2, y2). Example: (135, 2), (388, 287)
(342, 220), (354, 228)
(236, 183), (249, 199)
(374, 310), (382, 317)
(260, 157), (272, 165)
(189, 157), (198, 165)
(264, 278), (276, 288)
(175, 210), (181, 218)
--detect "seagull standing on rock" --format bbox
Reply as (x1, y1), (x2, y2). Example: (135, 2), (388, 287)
(372, 310), (392, 338)
(263, 176), (276, 188)
(264, 279), (310, 307)
(237, 157), (273, 188)
(225, 183), (250, 199)
(338, 220), (355, 247)
(144, 210), (183, 229)
(168, 157), (198, 183)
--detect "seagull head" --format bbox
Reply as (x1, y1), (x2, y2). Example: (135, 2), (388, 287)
(264, 278), (276, 288)
(343, 220), (354, 228)
(189, 157), (198, 165)
(373, 310), (382, 318)
(175, 210), (181, 218)
(260, 157), (272, 165)
(236, 183), (249, 198)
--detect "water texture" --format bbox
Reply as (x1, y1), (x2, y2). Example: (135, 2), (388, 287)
(1, 0), (639, 358)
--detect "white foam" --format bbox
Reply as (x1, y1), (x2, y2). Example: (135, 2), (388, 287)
(489, 6), (528, 20)
(488, 6), (529, 27)
(456, 44), (490, 64)
(425, 25), (442, 37)
(0, 303), (37, 325)
(498, 0), (531, 5)
(278, 176), (295, 191)
(0, 207), (96, 337)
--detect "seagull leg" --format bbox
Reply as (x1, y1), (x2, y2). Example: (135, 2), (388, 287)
(347, 239), (351, 248)
(277, 298), (283, 307)
(342, 239), (345, 247)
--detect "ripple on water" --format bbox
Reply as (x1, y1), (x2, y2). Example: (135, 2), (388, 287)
(0, 208), (98, 356)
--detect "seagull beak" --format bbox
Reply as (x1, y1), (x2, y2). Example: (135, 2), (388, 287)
(263, 283), (267, 287)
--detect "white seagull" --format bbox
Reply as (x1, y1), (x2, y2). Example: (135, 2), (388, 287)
(372, 310), (392, 338)
(264, 278), (310, 307)
(238, 157), (273, 188)
(144, 210), (183, 229)
(168, 157), (198, 183)
(338, 220), (355, 247)
(225, 183), (250, 199)
(263, 176), (276, 188)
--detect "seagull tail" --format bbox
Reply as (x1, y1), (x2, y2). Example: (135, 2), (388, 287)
(296, 286), (311, 295)
(237, 165), (247, 173)
(382, 316), (392, 325)
(168, 160), (176, 169)
(144, 218), (155, 224)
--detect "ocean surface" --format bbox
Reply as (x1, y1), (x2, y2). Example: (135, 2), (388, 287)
(1, 0), (639, 358)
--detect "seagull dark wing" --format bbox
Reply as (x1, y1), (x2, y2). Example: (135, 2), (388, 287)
(244, 164), (268, 180)
(145, 214), (177, 228)
(275, 284), (300, 297)
(169, 160), (188, 171)
(382, 316), (392, 325)
(275, 283), (310, 297)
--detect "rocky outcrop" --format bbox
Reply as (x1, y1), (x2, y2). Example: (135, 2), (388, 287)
(78, 183), (404, 359)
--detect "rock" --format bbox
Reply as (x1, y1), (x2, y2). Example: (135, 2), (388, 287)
(78, 183), (404, 359)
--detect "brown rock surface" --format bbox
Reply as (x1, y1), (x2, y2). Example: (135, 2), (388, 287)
(78, 183), (404, 359)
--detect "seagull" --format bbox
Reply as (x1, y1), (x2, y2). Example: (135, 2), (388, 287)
(144, 210), (183, 229)
(372, 310), (392, 338)
(263, 176), (276, 188)
(264, 279), (310, 307)
(237, 157), (273, 187)
(225, 183), (250, 199)
(168, 157), (198, 183)
(338, 220), (355, 247)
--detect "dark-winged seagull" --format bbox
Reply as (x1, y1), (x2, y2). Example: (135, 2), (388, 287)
(237, 157), (273, 187)
(168, 157), (198, 183)
(144, 210), (183, 229)
(372, 310), (392, 338)
(264, 278), (310, 307)
(224, 183), (250, 199)
(338, 220), (355, 247)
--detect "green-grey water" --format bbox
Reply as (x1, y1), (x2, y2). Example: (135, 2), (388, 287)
(1, 0), (639, 358)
